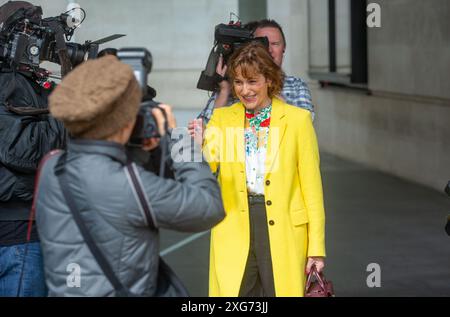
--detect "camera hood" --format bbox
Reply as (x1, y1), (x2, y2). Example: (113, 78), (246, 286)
(0, 1), (42, 30)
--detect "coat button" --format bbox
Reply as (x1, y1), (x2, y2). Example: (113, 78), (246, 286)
(266, 200), (272, 206)
(269, 220), (275, 226)
(265, 180), (270, 186)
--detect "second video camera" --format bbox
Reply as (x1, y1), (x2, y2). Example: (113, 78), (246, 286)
(197, 21), (267, 92)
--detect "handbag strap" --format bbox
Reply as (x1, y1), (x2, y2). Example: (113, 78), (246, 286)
(54, 152), (129, 296)
(305, 266), (326, 291)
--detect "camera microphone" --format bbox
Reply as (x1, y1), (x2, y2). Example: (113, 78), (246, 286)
(60, 13), (79, 28)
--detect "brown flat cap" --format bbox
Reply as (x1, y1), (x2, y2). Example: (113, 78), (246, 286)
(49, 55), (142, 139)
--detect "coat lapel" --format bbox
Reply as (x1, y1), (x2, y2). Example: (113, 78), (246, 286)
(265, 98), (287, 178)
(230, 103), (245, 126)
(226, 103), (246, 166)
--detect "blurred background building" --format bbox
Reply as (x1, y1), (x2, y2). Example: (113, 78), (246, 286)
(32, 0), (449, 192)
(25, 0), (450, 296)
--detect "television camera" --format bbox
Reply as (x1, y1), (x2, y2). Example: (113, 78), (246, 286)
(197, 19), (268, 91)
(0, 3), (124, 82)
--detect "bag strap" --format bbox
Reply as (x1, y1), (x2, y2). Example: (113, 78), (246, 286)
(125, 163), (189, 297)
(125, 162), (157, 230)
(305, 266), (326, 291)
(55, 153), (129, 296)
(18, 150), (62, 296)
(28, 150), (62, 242)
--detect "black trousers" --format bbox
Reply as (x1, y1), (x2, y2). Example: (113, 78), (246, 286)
(239, 198), (276, 297)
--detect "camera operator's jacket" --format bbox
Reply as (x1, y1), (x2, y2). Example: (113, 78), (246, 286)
(0, 71), (66, 220)
(204, 98), (326, 297)
(35, 135), (225, 296)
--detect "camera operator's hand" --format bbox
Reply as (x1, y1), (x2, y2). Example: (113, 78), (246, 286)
(215, 55), (231, 108)
(142, 138), (160, 151)
(142, 104), (177, 151)
(216, 55), (228, 82)
(153, 104), (177, 134)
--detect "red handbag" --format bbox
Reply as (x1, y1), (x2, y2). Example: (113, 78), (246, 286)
(305, 266), (335, 297)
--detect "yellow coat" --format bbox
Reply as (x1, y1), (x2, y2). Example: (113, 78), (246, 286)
(204, 98), (326, 297)
(204, 98), (325, 297)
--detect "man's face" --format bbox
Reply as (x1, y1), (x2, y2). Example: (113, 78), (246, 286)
(254, 26), (285, 67)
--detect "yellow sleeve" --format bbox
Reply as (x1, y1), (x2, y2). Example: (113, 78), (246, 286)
(297, 112), (326, 257)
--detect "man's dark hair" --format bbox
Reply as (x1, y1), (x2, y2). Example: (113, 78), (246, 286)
(245, 19), (287, 48)
(97, 48), (118, 58)
(243, 21), (259, 32)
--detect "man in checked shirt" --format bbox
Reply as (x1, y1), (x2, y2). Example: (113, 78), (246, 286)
(198, 19), (314, 125)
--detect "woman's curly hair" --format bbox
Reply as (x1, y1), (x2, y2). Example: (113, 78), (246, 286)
(227, 41), (284, 98)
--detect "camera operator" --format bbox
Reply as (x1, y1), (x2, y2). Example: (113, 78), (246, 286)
(34, 55), (225, 296)
(197, 19), (314, 125)
(0, 1), (66, 297)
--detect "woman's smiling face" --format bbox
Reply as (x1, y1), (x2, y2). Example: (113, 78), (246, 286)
(233, 66), (272, 112)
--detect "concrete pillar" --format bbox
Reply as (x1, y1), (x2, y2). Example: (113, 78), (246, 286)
(266, 0), (310, 81)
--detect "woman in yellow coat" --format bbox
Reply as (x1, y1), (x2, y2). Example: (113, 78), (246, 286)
(193, 42), (326, 297)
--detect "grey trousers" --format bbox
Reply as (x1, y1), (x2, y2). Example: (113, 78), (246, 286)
(239, 198), (276, 297)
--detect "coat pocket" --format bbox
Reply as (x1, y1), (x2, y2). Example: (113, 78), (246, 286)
(290, 209), (309, 226)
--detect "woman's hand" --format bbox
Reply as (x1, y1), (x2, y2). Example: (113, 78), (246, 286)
(306, 256), (325, 274)
(188, 118), (204, 145)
